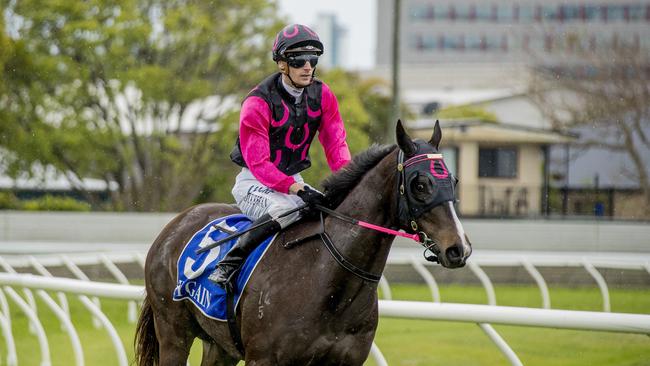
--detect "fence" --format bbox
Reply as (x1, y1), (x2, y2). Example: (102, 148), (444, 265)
(0, 249), (648, 365)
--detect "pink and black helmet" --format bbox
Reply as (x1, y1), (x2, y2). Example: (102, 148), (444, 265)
(272, 24), (324, 62)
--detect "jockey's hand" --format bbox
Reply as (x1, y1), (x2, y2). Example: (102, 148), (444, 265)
(297, 186), (327, 209)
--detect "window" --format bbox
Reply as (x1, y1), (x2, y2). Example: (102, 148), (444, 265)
(628, 5), (644, 20)
(607, 5), (625, 21)
(466, 35), (484, 50)
(542, 5), (560, 21)
(519, 5), (536, 22)
(497, 4), (514, 22)
(456, 4), (471, 21)
(442, 35), (464, 50)
(485, 35), (501, 50)
(563, 5), (580, 22)
(584, 5), (600, 21)
(475, 4), (492, 21)
(433, 4), (448, 20)
(409, 5), (429, 21)
(479, 147), (518, 178)
(413, 34), (438, 50)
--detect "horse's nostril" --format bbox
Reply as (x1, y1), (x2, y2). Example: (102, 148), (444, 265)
(446, 245), (462, 262)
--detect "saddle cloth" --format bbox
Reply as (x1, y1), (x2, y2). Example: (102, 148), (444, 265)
(172, 214), (276, 320)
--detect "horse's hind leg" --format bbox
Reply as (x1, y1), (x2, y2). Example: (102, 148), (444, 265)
(152, 311), (195, 365)
(201, 340), (238, 366)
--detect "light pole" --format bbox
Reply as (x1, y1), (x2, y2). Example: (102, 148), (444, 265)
(388, 0), (401, 143)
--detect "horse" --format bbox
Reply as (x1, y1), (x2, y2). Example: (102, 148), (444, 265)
(135, 120), (472, 365)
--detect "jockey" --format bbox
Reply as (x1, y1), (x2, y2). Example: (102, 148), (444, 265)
(209, 24), (352, 287)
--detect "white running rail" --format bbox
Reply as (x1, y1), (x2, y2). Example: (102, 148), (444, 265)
(0, 273), (649, 366)
(0, 250), (649, 365)
(2, 250), (648, 313)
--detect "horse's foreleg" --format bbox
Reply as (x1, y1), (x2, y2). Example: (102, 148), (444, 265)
(152, 313), (195, 365)
(200, 340), (238, 366)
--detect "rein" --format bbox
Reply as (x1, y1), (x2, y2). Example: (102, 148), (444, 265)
(313, 205), (440, 272)
(316, 205), (423, 243)
(283, 206), (439, 283)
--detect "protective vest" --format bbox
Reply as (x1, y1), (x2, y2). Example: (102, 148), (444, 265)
(230, 73), (323, 176)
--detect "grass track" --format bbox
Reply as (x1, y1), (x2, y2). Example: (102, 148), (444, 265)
(1, 284), (648, 365)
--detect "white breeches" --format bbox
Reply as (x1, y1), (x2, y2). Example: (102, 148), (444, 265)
(231, 168), (310, 228)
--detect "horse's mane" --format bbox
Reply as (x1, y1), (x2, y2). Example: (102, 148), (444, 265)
(322, 144), (397, 208)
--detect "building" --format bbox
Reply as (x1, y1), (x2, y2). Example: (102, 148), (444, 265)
(371, 0), (650, 104)
(377, 0), (650, 67)
(409, 117), (573, 218)
(314, 13), (348, 69)
(0, 164), (115, 208)
(370, 0), (650, 219)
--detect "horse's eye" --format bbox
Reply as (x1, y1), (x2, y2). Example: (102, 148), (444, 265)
(416, 183), (425, 192)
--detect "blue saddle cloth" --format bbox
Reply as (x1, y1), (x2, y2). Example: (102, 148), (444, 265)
(172, 214), (276, 320)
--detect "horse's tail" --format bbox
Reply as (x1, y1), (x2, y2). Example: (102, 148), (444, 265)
(134, 295), (159, 366)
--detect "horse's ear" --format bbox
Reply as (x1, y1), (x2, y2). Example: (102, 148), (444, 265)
(396, 119), (417, 157)
(429, 120), (442, 150)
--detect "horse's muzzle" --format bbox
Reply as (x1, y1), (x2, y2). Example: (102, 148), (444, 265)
(441, 241), (471, 268)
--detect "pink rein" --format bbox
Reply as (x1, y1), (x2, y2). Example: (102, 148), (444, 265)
(357, 221), (421, 242)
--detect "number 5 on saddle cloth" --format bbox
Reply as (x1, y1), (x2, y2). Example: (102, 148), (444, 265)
(172, 214), (278, 320)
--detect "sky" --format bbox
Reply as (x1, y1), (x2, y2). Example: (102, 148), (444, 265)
(277, 0), (376, 70)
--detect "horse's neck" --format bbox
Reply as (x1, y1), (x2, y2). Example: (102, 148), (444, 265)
(325, 152), (398, 279)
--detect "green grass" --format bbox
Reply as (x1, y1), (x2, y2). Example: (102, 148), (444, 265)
(1, 285), (649, 365)
(369, 284), (650, 366)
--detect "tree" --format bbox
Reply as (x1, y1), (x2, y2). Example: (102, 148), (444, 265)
(0, 13), (38, 171)
(301, 68), (371, 188)
(356, 77), (415, 144)
(528, 45), (650, 216)
(2, 0), (283, 211)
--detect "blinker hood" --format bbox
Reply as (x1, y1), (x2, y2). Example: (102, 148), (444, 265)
(397, 151), (458, 231)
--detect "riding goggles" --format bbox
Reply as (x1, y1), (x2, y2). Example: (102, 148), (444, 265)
(285, 53), (319, 68)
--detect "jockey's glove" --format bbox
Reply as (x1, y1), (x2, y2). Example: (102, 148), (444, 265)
(297, 186), (327, 209)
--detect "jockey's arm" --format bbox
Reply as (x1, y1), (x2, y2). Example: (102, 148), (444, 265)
(318, 83), (351, 172)
(239, 96), (297, 194)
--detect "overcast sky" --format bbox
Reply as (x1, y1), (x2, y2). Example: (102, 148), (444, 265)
(277, 0), (377, 70)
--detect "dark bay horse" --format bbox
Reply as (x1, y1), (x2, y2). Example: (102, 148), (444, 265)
(135, 121), (472, 365)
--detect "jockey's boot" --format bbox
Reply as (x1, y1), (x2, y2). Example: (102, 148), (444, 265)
(209, 213), (281, 289)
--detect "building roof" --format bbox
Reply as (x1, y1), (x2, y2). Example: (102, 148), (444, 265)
(0, 165), (117, 191)
(403, 87), (526, 107)
(409, 119), (575, 145)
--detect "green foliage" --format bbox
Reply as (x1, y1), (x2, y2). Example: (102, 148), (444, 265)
(1, 0), (411, 210)
(357, 78), (392, 143)
(300, 69), (372, 188)
(356, 77), (415, 144)
(0, 191), (19, 209)
(20, 195), (91, 211)
(1, 0), (283, 211)
(436, 104), (499, 123)
(0, 18), (9, 94)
